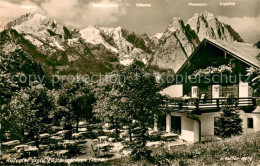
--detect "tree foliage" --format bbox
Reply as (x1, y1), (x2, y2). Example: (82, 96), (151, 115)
(57, 82), (96, 132)
(118, 65), (163, 159)
(247, 67), (260, 96)
(93, 73), (128, 141)
(215, 105), (243, 138)
(6, 83), (55, 146)
(93, 64), (164, 159)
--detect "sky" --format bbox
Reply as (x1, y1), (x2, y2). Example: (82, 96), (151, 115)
(0, 0), (260, 43)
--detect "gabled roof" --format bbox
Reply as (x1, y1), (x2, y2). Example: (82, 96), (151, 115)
(176, 38), (260, 75)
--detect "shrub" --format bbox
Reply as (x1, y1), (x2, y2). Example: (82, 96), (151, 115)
(130, 147), (153, 162)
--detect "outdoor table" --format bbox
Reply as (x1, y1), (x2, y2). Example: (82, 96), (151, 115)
(56, 130), (69, 135)
(96, 143), (110, 149)
(25, 146), (38, 151)
(108, 138), (115, 142)
(1, 154), (11, 160)
(51, 126), (63, 131)
(95, 143), (112, 153)
(78, 128), (87, 132)
(62, 140), (76, 148)
(72, 132), (86, 138)
(39, 144), (48, 150)
(14, 144), (28, 151)
(78, 121), (87, 126)
(40, 133), (50, 139)
(55, 150), (69, 158)
(24, 146), (38, 156)
(97, 136), (108, 143)
(2, 140), (20, 146)
(50, 136), (63, 140)
(72, 133), (81, 137)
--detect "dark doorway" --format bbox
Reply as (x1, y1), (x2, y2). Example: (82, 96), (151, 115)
(171, 116), (181, 134)
(158, 115), (166, 131)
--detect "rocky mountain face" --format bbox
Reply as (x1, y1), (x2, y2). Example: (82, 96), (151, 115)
(150, 17), (200, 72)
(2, 12), (115, 76)
(150, 33), (163, 46)
(150, 11), (243, 72)
(1, 10), (243, 77)
(186, 11), (243, 42)
(79, 26), (153, 66)
(2, 10), (154, 76)
(0, 29), (52, 92)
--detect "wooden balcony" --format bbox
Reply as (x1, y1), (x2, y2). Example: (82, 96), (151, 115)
(162, 97), (257, 114)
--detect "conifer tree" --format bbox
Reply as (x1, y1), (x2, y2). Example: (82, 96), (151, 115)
(215, 105), (243, 138)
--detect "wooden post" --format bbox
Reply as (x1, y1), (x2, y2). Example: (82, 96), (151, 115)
(216, 99), (219, 110)
(235, 98), (238, 107)
(252, 98), (256, 107)
(195, 99), (199, 111)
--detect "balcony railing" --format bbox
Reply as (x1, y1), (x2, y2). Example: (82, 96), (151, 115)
(162, 97), (257, 114)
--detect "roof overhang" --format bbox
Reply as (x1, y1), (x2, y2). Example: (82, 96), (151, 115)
(176, 39), (260, 75)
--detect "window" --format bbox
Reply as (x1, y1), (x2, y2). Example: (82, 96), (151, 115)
(192, 86), (199, 98)
(247, 118), (253, 128)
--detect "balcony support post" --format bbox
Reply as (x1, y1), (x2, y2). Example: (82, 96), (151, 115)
(253, 98), (256, 107)
(166, 114), (171, 132)
(216, 99), (220, 110)
(195, 99), (199, 111)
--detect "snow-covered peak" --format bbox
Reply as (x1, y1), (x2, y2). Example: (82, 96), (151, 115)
(3, 10), (71, 51)
(4, 10), (67, 39)
(100, 26), (123, 41)
(79, 26), (118, 53)
(151, 33), (163, 39)
(5, 10), (47, 30)
(79, 25), (152, 66)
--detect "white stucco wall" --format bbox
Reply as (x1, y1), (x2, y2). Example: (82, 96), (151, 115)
(200, 112), (219, 136)
(239, 82), (253, 98)
(241, 112), (260, 133)
(167, 110), (260, 143)
(170, 112), (198, 142)
(169, 112), (219, 142)
(253, 114), (260, 132)
(193, 120), (200, 142)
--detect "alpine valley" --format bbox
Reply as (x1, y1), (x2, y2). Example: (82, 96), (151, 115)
(0, 10), (244, 79)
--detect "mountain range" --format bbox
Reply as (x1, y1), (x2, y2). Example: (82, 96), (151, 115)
(0, 10), (244, 79)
